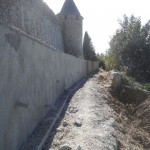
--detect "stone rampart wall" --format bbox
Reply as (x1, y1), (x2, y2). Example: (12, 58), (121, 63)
(0, 0), (64, 51)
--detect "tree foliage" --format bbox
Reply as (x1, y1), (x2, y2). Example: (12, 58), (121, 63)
(83, 31), (97, 61)
(107, 15), (150, 82)
(96, 53), (106, 69)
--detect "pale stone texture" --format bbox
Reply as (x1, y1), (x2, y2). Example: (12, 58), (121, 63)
(58, 14), (83, 58)
(0, 0), (64, 51)
(0, 0), (84, 58)
(111, 71), (122, 91)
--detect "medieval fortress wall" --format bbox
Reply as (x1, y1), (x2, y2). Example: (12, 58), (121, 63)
(0, 0), (99, 150)
(58, 14), (83, 58)
(0, 0), (64, 51)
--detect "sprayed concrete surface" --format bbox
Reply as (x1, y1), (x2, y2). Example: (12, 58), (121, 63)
(0, 22), (99, 150)
(43, 73), (122, 150)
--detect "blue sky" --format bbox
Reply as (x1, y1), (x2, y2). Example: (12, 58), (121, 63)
(44, 0), (150, 54)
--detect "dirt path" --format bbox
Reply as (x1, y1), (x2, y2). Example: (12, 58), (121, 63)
(43, 74), (122, 150)
(20, 71), (150, 150)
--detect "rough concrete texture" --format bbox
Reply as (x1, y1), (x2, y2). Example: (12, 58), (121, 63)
(43, 74), (120, 150)
(0, 0), (64, 51)
(0, 22), (99, 150)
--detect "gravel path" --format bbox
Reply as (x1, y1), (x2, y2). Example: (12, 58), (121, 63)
(43, 74), (122, 150)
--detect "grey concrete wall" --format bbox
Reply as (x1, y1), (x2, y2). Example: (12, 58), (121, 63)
(86, 61), (99, 75)
(0, 22), (98, 150)
(0, 0), (64, 51)
(58, 14), (83, 58)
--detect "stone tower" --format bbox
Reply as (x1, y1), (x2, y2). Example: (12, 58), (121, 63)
(57, 0), (83, 58)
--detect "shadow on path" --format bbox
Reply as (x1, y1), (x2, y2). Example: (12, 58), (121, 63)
(20, 70), (99, 150)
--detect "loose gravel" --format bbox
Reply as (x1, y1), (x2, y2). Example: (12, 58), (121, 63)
(43, 74), (122, 150)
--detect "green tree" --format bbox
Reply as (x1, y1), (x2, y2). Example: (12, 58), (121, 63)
(83, 31), (97, 61)
(107, 15), (150, 81)
(105, 49), (117, 70)
(96, 53), (106, 69)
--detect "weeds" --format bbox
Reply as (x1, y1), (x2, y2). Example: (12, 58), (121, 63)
(122, 76), (136, 87)
(143, 83), (150, 91)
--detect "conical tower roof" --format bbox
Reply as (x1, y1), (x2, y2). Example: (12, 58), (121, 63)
(60, 0), (81, 16)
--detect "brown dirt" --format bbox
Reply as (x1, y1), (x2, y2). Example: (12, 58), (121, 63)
(134, 99), (150, 133)
(98, 70), (150, 150)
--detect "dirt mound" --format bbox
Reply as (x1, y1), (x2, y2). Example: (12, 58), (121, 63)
(97, 70), (150, 149)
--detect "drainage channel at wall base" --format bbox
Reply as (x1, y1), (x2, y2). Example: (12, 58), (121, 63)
(20, 77), (87, 150)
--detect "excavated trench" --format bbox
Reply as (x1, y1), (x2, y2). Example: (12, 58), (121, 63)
(42, 73), (122, 150)
(20, 72), (123, 150)
(21, 71), (150, 150)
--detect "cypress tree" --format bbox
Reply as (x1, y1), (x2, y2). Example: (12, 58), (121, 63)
(83, 31), (97, 61)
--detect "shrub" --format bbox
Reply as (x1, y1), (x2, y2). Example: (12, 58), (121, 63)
(143, 83), (150, 91)
(122, 76), (136, 87)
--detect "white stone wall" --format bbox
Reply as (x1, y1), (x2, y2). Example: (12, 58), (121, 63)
(58, 14), (83, 58)
(0, 0), (64, 51)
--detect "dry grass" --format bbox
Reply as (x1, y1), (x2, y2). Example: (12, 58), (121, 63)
(97, 70), (150, 150)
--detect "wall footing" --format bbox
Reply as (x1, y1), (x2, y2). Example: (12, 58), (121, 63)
(20, 77), (87, 150)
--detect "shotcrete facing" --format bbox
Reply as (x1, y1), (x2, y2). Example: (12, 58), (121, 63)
(0, 23), (99, 150)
